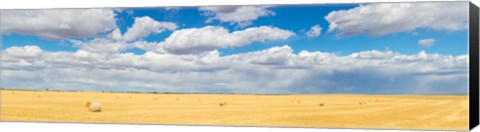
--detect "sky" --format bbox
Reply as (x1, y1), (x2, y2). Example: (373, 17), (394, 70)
(0, 1), (471, 94)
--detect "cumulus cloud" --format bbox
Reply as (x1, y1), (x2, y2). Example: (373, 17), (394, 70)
(70, 38), (130, 53)
(121, 16), (177, 41)
(106, 28), (123, 41)
(1, 9), (117, 40)
(0, 5), (469, 94)
(223, 45), (294, 65)
(306, 24), (322, 37)
(157, 26), (295, 54)
(199, 6), (275, 28)
(70, 16), (177, 53)
(4, 45), (43, 59)
(1, 45), (469, 94)
(418, 38), (436, 47)
(94, 25), (294, 54)
(325, 2), (468, 37)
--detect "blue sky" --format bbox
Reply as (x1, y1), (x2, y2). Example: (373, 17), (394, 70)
(0, 2), (471, 94)
(2, 4), (469, 56)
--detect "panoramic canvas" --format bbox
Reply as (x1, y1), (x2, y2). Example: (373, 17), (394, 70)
(0, 1), (472, 131)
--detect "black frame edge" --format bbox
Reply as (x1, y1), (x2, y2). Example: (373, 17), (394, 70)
(470, 1), (480, 131)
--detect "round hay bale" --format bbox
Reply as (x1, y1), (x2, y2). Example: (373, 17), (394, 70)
(318, 103), (325, 106)
(86, 101), (101, 112)
(219, 102), (227, 106)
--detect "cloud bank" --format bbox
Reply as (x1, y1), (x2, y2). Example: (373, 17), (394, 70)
(325, 2), (468, 37)
(1, 9), (117, 40)
(1, 45), (468, 94)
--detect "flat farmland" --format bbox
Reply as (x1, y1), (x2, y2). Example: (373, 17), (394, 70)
(0, 90), (468, 130)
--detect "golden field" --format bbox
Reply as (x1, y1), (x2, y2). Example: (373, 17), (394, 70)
(0, 90), (468, 130)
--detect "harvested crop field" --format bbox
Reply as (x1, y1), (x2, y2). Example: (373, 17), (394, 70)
(0, 90), (468, 130)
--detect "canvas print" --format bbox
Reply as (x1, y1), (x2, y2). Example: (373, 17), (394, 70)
(0, 1), (472, 131)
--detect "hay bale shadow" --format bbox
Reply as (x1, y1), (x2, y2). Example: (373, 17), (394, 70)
(219, 102), (227, 107)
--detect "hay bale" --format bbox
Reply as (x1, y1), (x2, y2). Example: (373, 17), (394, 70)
(318, 103), (325, 106)
(85, 101), (102, 112)
(219, 102), (227, 106)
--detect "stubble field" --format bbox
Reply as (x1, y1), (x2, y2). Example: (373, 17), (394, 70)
(0, 90), (468, 130)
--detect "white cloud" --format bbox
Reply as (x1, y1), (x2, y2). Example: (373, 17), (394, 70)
(223, 45), (293, 65)
(69, 16), (177, 53)
(1, 9), (117, 40)
(157, 26), (295, 54)
(1, 45), (468, 94)
(199, 6), (275, 28)
(349, 50), (399, 60)
(418, 38), (436, 47)
(106, 28), (123, 41)
(70, 38), (129, 53)
(306, 24), (322, 37)
(4, 45), (43, 59)
(0, 4), (469, 95)
(88, 25), (293, 55)
(122, 16), (177, 41)
(132, 41), (165, 53)
(325, 2), (468, 37)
